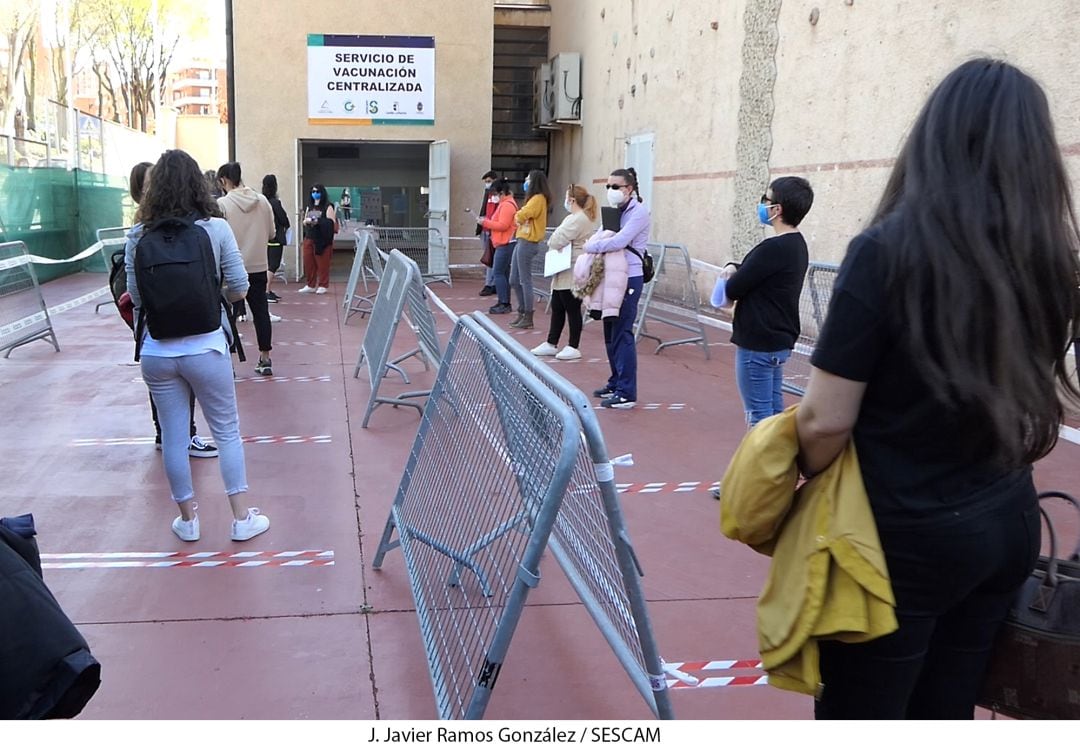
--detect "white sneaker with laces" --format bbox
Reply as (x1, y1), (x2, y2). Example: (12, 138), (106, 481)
(188, 435), (219, 458)
(315, 286), (328, 294)
(231, 508), (270, 541)
(172, 513), (200, 542)
(269, 313), (282, 323)
(530, 341), (558, 357)
(298, 285), (315, 293)
(555, 346), (582, 361)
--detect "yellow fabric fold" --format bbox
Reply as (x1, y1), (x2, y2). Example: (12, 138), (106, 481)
(720, 406), (897, 696)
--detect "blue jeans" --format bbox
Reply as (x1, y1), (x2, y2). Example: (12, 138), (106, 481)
(734, 347), (791, 427)
(492, 243), (514, 305)
(602, 276), (643, 401)
(141, 349), (249, 503)
(509, 239), (541, 312)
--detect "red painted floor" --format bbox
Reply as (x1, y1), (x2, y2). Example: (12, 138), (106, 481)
(2, 269), (1077, 720)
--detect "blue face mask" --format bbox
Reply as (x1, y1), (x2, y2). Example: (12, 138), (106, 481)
(757, 203), (773, 225)
(523, 180), (531, 193)
(311, 192), (321, 202)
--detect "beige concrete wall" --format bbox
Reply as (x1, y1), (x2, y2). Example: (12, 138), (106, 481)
(174, 115), (228, 174)
(232, 0), (494, 238)
(549, 0), (1080, 270)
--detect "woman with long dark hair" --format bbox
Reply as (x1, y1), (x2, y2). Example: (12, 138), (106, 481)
(299, 183), (336, 294)
(124, 149), (269, 543)
(797, 59), (1080, 719)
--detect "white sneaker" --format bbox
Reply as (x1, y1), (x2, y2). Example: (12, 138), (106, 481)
(530, 341), (558, 357)
(315, 286), (328, 294)
(172, 514), (200, 542)
(555, 346), (582, 361)
(231, 508), (270, 541)
(236, 314), (247, 322)
(298, 285), (315, 294)
(269, 313), (282, 323)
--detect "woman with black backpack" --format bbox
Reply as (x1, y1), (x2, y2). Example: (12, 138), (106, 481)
(124, 149), (270, 543)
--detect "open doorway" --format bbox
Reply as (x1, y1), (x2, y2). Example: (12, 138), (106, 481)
(292, 139), (449, 283)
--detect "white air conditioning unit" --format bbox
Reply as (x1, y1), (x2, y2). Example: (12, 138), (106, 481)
(549, 52), (581, 123)
(534, 62), (554, 127)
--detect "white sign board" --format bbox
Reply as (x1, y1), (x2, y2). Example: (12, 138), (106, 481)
(307, 34), (435, 125)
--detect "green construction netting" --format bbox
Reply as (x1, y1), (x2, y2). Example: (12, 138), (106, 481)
(0, 166), (134, 283)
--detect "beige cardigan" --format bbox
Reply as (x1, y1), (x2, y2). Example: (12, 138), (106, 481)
(546, 210), (598, 291)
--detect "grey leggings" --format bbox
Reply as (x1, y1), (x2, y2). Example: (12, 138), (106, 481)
(141, 349), (249, 503)
(509, 239), (541, 312)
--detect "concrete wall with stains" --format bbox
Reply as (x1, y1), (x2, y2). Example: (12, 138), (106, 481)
(548, 0), (1080, 271)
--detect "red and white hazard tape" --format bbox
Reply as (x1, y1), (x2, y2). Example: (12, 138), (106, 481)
(662, 659), (767, 691)
(268, 341), (330, 347)
(594, 403), (686, 410)
(667, 675), (769, 690)
(133, 375), (331, 384)
(41, 549), (335, 570)
(71, 434), (332, 447)
(615, 481), (720, 495)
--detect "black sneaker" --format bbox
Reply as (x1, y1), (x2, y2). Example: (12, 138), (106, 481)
(488, 303), (512, 314)
(188, 436), (219, 458)
(711, 485), (722, 500)
(255, 358), (273, 376)
(592, 386), (615, 399)
(265, 291), (280, 303)
(478, 286), (496, 297)
(600, 394), (636, 409)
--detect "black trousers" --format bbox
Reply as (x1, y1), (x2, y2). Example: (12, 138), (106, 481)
(546, 289), (582, 348)
(231, 272), (272, 353)
(815, 471), (1039, 719)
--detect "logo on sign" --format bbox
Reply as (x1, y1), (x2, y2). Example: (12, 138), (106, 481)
(366, 101), (378, 115)
(343, 100), (355, 113)
(416, 102), (424, 113)
(318, 100), (333, 114)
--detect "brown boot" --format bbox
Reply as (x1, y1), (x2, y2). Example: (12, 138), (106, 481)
(511, 311), (534, 329)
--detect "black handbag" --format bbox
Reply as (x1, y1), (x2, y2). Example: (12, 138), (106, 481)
(978, 491), (1080, 719)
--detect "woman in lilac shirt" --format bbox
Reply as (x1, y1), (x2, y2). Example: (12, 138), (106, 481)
(583, 167), (650, 409)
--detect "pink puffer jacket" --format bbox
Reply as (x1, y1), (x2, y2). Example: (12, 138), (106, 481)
(573, 250), (629, 319)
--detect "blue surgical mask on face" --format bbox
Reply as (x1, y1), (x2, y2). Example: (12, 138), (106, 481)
(523, 180), (531, 193)
(757, 203), (773, 225)
(311, 192), (321, 202)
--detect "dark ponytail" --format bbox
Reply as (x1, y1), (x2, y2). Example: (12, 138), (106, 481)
(611, 167), (643, 202)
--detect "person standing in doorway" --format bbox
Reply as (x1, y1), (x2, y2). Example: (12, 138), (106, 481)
(477, 170), (499, 296)
(724, 176), (813, 427)
(217, 162), (277, 376)
(476, 179), (518, 315)
(530, 184), (598, 360)
(299, 184), (336, 295)
(508, 169), (552, 329)
(584, 167), (650, 409)
(339, 188), (351, 223)
(262, 174), (290, 304)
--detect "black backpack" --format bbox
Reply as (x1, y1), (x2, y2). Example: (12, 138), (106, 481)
(108, 248), (135, 330)
(133, 216), (224, 360)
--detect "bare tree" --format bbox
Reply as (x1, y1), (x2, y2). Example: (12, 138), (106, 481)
(80, 0), (182, 133)
(0, 3), (39, 134)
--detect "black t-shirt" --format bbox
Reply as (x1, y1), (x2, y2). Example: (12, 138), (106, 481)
(810, 226), (1033, 527)
(727, 232), (809, 351)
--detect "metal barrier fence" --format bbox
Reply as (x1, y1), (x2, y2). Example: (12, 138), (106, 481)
(364, 226), (451, 286)
(353, 250), (438, 427)
(634, 242), (710, 359)
(92, 226), (129, 313)
(343, 229), (379, 323)
(0, 241), (60, 358)
(371, 315), (591, 719)
(783, 261), (840, 396)
(471, 313), (674, 719)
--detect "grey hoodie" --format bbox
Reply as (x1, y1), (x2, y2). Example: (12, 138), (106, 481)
(217, 186), (274, 274)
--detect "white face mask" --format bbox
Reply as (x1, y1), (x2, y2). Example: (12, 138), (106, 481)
(484, 181), (493, 190)
(607, 188), (626, 207)
(564, 197), (574, 212)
